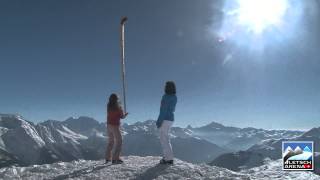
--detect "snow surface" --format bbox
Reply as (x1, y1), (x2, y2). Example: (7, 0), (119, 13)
(0, 156), (318, 180)
(241, 159), (318, 180)
(0, 156), (248, 180)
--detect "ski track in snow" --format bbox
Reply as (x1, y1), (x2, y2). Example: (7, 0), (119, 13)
(0, 156), (319, 180)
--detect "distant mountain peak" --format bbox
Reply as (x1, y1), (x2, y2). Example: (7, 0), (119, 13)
(301, 127), (320, 138)
(197, 121), (239, 132)
(64, 116), (100, 127)
(62, 116), (102, 136)
(65, 116), (98, 122)
(205, 121), (225, 128)
(0, 114), (28, 129)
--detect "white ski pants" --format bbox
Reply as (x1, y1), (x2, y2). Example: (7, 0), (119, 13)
(159, 120), (174, 160)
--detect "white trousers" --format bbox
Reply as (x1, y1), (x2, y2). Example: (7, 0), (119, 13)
(159, 120), (174, 160)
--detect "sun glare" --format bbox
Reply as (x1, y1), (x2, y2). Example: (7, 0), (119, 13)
(236, 0), (288, 34)
(212, 0), (305, 51)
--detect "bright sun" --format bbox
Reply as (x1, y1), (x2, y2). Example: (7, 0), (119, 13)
(236, 0), (288, 34)
(214, 0), (304, 50)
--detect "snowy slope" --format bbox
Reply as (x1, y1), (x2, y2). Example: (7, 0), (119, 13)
(0, 114), (46, 164)
(242, 159), (318, 180)
(0, 148), (19, 168)
(36, 120), (95, 163)
(0, 115), (104, 167)
(0, 156), (318, 180)
(0, 127), (8, 150)
(0, 156), (249, 180)
(37, 120), (87, 144)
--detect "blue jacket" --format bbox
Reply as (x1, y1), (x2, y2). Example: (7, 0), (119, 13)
(156, 94), (177, 128)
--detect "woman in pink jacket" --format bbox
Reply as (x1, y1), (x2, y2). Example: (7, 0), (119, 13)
(105, 93), (128, 164)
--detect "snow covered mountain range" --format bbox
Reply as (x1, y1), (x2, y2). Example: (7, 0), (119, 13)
(0, 113), (307, 170)
(0, 156), (318, 180)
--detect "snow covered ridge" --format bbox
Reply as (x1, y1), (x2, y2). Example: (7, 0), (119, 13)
(0, 114), (46, 165)
(0, 156), (318, 180)
(0, 115), (99, 167)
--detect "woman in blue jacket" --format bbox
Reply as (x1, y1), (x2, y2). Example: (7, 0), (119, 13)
(156, 81), (177, 164)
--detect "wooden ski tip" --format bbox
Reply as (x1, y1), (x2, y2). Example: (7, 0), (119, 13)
(121, 17), (128, 24)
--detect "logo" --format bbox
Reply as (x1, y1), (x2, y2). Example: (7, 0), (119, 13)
(282, 141), (313, 170)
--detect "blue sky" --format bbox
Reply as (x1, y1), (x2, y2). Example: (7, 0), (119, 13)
(1, 0), (319, 130)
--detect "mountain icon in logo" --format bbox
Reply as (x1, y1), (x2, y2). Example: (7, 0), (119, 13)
(283, 145), (312, 162)
(283, 146), (303, 162)
(304, 146), (312, 152)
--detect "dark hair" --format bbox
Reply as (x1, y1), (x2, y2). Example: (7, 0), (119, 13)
(165, 81), (176, 95)
(107, 93), (121, 112)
